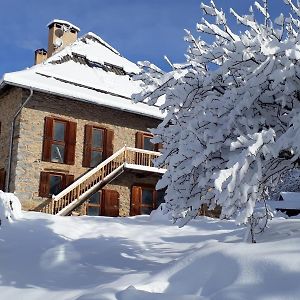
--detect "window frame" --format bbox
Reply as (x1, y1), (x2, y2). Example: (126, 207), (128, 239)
(39, 171), (74, 198)
(140, 186), (155, 215)
(42, 116), (77, 165)
(86, 189), (119, 217)
(135, 131), (161, 152)
(90, 127), (105, 167)
(51, 119), (67, 163)
(86, 191), (102, 216)
(83, 125), (114, 168)
(49, 173), (64, 196)
(130, 184), (165, 216)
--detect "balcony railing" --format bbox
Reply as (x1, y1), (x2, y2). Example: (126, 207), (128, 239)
(35, 146), (165, 215)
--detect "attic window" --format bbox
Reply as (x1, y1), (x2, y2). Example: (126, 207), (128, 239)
(88, 61), (106, 70)
(72, 53), (88, 65)
(105, 63), (126, 75)
(70, 28), (76, 33)
(56, 24), (62, 29)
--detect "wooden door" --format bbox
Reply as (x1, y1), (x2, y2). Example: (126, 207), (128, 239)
(102, 189), (119, 217)
(130, 186), (142, 216)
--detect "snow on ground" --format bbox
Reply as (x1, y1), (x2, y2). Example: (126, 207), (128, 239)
(1, 208), (300, 300)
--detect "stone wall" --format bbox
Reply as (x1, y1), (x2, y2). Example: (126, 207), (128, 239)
(14, 90), (161, 213)
(0, 86), (25, 190)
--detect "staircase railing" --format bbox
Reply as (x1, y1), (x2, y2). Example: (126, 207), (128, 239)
(35, 146), (163, 215)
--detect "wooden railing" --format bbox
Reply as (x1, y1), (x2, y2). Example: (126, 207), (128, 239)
(35, 146), (164, 215)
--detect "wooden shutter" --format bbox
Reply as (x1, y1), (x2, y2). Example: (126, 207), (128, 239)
(0, 169), (6, 191)
(104, 129), (114, 159)
(42, 117), (54, 161)
(135, 132), (143, 149)
(156, 143), (163, 152)
(83, 125), (93, 167)
(102, 189), (119, 217)
(39, 172), (49, 197)
(130, 186), (142, 216)
(65, 121), (77, 165)
(64, 174), (74, 188)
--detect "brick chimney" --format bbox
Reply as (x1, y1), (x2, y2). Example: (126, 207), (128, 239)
(34, 48), (47, 65)
(46, 19), (80, 58)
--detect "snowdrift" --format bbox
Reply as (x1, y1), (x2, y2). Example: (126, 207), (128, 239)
(0, 191), (22, 226)
(0, 210), (300, 299)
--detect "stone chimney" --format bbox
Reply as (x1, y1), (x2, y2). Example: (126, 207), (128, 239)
(46, 19), (80, 58)
(34, 48), (47, 65)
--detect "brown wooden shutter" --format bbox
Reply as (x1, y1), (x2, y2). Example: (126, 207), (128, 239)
(83, 125), (93, 167)
(130, 186), (142, 216)
(135, 132), (143, 149)
(64, 174), (74, 188)
(104, 129), (114, 159)
(156, 143), (163, 152)
(0, 169), (6, 191)
(65, 121), (77, 165)
(42, 117), (54, 161)
(39, 172), (50, 197)
(102, 189), (119, 217)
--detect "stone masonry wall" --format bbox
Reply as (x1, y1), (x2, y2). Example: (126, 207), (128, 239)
(0, 87), (25, 190)
(14, 90), (161, 214)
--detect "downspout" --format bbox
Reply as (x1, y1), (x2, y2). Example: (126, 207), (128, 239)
(5, 88), (34, 192)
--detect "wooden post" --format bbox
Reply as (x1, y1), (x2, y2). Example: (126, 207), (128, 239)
(76, 185), (80, 200)
(51, 196), (55, 214)
(124, 147), (127, 163)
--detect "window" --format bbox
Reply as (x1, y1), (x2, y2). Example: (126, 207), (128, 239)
(0, 169), (6, 191)
(39, 172), (74, 198)
(135, 132), (161, 151)
(130, 185), (165, 216)
(42, 117), (77, 165)
(91, 127), (104, 167)
(49, 174), (63, 195)
(86, 191), (102, 216)
(83, 125), (114, 167)
(86, 189), (119, 216)
(141, 188), (154, 214)
(51, 120), (66, 163)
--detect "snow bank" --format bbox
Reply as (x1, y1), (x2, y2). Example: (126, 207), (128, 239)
(118, 286), (207, 299)
(149, 203), (172, 222)
(1, 212), (300, 300)
(0, 191), (22, 226)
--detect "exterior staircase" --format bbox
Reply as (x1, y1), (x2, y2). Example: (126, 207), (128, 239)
(34, 146), (166, 216)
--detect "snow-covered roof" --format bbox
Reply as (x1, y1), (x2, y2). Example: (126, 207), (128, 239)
(1, 32), (164, 120)
(267, 192), (300, 210)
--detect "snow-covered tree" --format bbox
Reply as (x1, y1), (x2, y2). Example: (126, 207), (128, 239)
(133, 0), (300, 241)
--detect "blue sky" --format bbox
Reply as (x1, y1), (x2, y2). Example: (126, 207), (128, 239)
(0, 0), (289, 77)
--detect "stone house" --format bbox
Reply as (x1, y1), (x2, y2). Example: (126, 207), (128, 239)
(0, 20), (165, 217)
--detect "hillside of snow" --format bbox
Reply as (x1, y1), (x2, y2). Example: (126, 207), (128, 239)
(1, 206), (300, 300)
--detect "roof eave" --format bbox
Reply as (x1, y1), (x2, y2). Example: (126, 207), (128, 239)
(0, 79), (164, 120)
